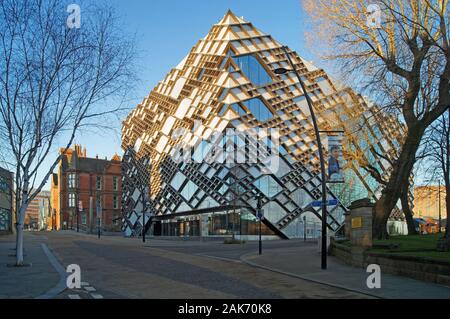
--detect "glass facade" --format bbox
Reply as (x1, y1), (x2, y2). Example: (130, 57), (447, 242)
(121, 11), (404, 240)
(158, 210), (276, 237)
(0, 171), (12, 232)
(0, 208), (10, 231)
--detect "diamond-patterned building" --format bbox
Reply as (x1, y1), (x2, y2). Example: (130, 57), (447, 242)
(121, 11), (405, 239)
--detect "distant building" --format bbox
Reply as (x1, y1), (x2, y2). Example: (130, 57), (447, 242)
(414, 186), (447, 220)
(51, 145), (122, 232)
(49, 174), (60, 230)
(38, 194), (51, 231)
(24, 190), (51, 230)
(0, 167), (13, 234)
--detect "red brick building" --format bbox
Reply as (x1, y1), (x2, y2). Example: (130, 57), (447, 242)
(51, 145), (122, 232)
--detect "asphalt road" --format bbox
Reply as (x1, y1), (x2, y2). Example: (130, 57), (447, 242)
(33, 232), (370, 299)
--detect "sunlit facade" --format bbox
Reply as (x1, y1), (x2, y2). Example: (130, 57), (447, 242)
(121, 11), (404, 239)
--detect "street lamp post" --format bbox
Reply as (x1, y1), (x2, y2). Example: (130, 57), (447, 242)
(275, 46), (328, 270)
(143, 186), (150, 243)
(257, 194), (263, 255)
(303, 215), (307, 242)
(77, 200), (83, 233)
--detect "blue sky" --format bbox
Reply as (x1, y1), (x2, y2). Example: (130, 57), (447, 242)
(39, 0), (325, 189)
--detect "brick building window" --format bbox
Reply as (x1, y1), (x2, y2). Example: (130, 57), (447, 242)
(68, 193), (76, 208)
(113, 176), (119, 191)
(68, 173), (76, 188)
(96, 176), (102, 190)
(113, 195), (119, 209)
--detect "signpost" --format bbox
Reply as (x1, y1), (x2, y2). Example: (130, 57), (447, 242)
(310, 199), (338, 208)
(77, 200), (83, 233)
(96, 205), (102, 239)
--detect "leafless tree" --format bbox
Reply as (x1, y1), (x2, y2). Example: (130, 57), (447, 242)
(0, 0), (136, 265)
(303, 0), (450, 239)
(419, 111), (450, 250)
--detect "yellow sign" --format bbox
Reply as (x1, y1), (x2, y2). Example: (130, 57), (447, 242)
(352, 217), (363, 229)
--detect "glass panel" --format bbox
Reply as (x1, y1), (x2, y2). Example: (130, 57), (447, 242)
(231, 103), (246, 116)
(255, 175), (283, 198)
(232, 54), (272, 87)
(171, 172), (186, 191)
(242, 98), (273, 122)
(180, 180), (198, 201)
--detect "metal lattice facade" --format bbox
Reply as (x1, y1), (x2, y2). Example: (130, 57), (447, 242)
(121, 11), (405, 239)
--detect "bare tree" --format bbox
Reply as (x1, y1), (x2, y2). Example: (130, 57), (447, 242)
(303, 0), (450, 239)
(0, 0), (136, 265)
(420, 111), (450, 250)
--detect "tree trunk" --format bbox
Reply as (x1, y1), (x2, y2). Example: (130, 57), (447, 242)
(15, 222), (24, 265)
(401, 188), (417, 236)
(373, 125), (425, 239)
(15, 183), (29, 266)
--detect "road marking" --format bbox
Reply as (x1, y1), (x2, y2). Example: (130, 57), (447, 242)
(196, 253), (242, 263)
(81, 282), (89, 286)
(68, 294), (81, 299)
(91, 293), (104, 299)
(84, 286), (96, 292)
(36, 243), (68, 300)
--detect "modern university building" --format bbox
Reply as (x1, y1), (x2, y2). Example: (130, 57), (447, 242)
(121, 11), (405, 240)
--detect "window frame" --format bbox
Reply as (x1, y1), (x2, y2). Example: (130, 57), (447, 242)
(113, 195), (119, 210)
(113, 176), (119, 191)
(68, 173), (77, 189)
(96, 176), (102, 191)
(68, 193), (76, 208)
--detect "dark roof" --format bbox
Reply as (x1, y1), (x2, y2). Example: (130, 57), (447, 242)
(61, 154), (118, 174)
(77, 158), (112, 174)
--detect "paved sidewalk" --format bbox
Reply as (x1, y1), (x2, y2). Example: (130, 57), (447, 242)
(0, 233), (63, 299)
(241, 244), (450, 299)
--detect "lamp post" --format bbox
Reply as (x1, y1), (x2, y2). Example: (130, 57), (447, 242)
(303, 215), (307, 242)
(257, 194), (263, 255)
(275, 46), (328, 270)
(77, 200), (83, 233)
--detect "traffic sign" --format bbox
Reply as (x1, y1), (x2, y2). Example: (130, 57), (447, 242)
(310, 199), (338, 207)
(256, 209), (264, 220)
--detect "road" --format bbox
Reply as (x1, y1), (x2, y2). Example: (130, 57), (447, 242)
(32, 231), (371, 299)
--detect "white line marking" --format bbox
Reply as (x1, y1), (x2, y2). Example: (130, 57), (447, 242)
(81, 282), (89, 286)
(68, 294), (81, 299)
(91, 294), (104, 299)
(84, 286), (96, 292)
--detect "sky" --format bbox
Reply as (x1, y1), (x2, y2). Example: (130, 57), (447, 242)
(37, 0), (321, 190)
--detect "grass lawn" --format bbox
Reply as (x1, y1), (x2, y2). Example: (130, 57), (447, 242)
(370, 234), (450, 262)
